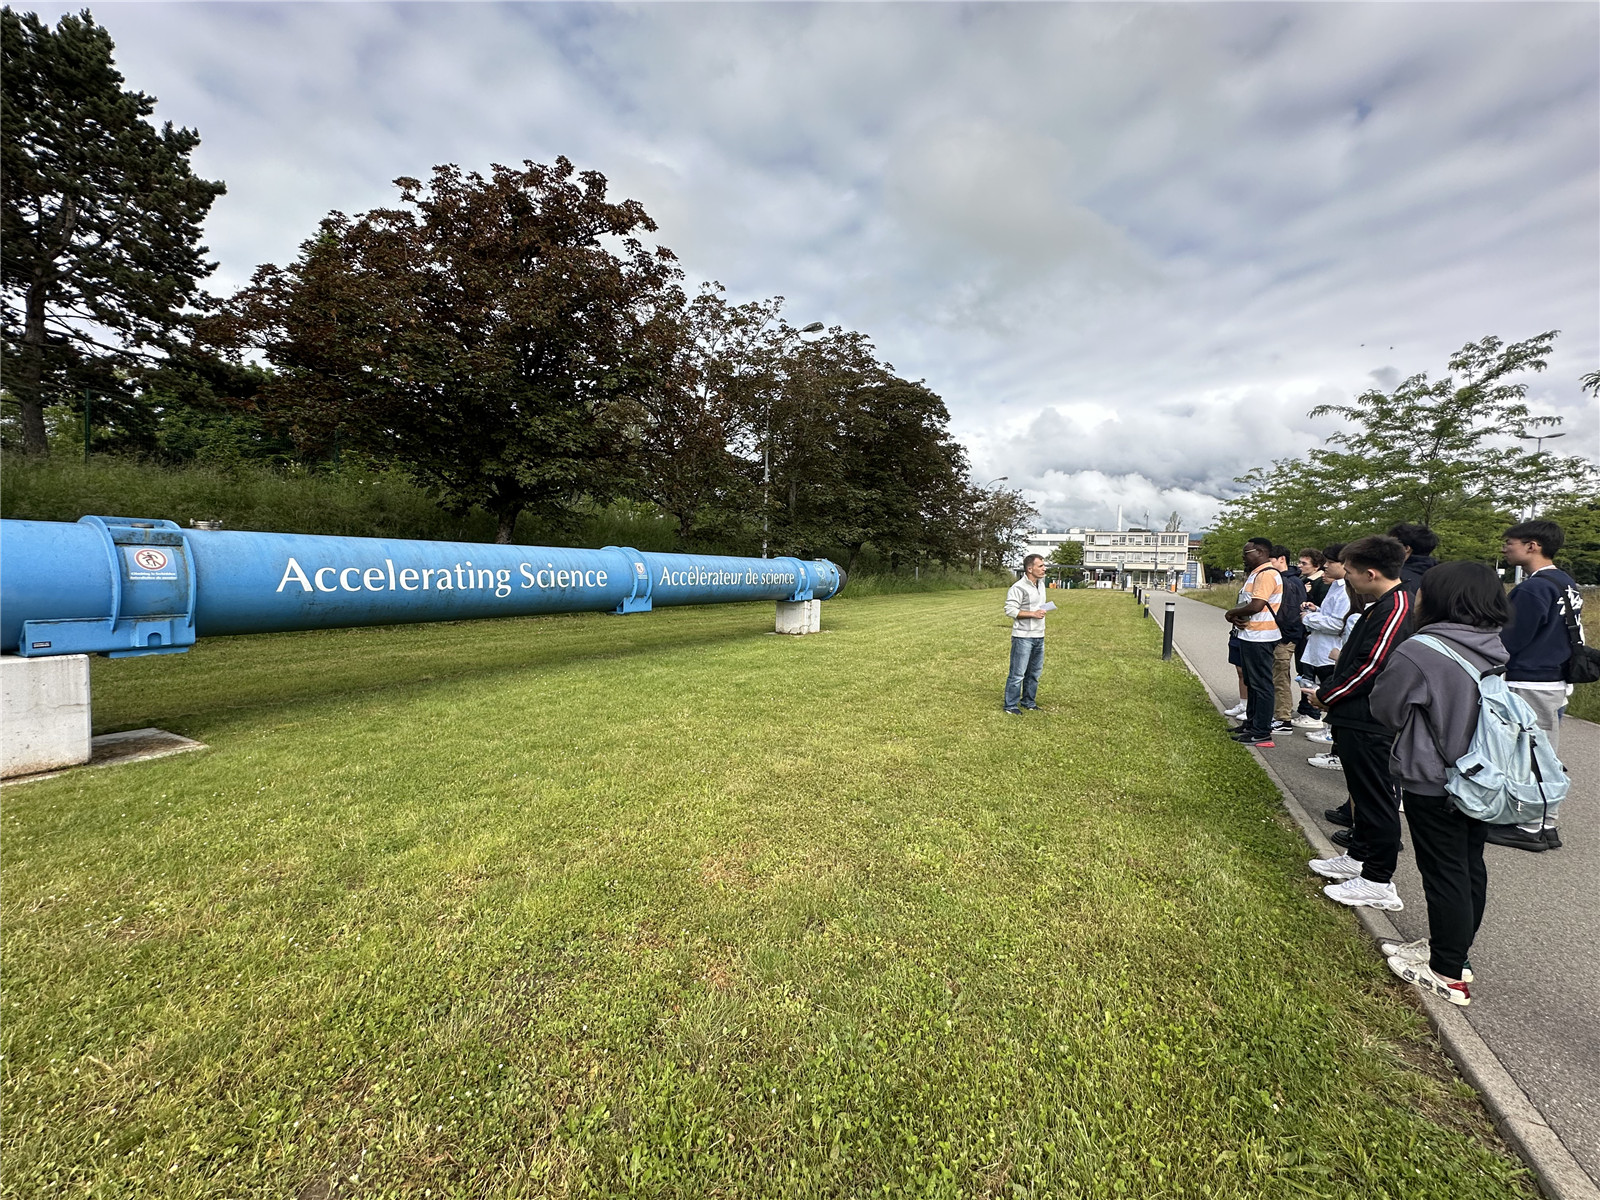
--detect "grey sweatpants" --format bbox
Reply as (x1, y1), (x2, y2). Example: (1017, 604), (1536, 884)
(1509, 685), (1566, 757)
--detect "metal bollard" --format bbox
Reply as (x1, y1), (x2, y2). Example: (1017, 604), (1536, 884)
(1162, 601), (1176, 660)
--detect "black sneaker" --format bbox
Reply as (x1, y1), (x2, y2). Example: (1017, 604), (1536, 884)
(1485, 825), (1549, 853)
(1324, 807), (1353, 827)
(1271, 720), (1295, 735)
(1545, 827), (1563, 850)
(1233, 733), (1276, 747)
(1331, 828), (1355, 848)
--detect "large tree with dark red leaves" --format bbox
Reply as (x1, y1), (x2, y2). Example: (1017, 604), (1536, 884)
(217, 159), (685, 542)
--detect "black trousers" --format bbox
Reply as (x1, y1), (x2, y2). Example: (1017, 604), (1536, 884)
(1237, 640), (1276, 737)
(1333, 724), (1402, 884)
(1403, 790), (1487, 980)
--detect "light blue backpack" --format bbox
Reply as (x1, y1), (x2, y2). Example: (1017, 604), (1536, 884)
(1410, 635), (1568, 826)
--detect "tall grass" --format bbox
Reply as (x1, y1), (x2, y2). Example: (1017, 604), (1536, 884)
(840, 566), (1013, 596)
(0, 456), (678, 550)
(2, 456), (1016, 597)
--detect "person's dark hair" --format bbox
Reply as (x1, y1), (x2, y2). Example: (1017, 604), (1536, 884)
(1504, 519), (1564, 559)
(1245, 536), (1274, 553)
(1271, 544), (1290, 561)
(1022, 553), (1044, 570)
(1416, 560), (1512, 629)
(1298, 548), (1325, 568)
(1340, 534), (1406, 579)
(1387, 523), (1439, 556)
(1322, 543), (1346, 563)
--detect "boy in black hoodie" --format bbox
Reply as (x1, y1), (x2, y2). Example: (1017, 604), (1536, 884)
(1303, 535), (1414, 911)
(1389, 522), (1439, 595)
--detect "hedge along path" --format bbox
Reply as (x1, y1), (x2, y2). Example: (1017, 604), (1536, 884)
(1, 590), (1537, 1199)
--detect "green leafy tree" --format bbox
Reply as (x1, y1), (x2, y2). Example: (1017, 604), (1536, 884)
(1203, 333), (1598, 567)
(1049, 539), (1084, 567)
(628, 285), (778, 549)
(751, 324), (971, 570)
(1544, 499), (1600, 586)
(1, 8), (225, 456)
(216, 159), (683, 543)
(761, 327), (883, 558)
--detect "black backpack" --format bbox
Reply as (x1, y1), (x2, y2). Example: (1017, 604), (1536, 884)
(1560, 590), (1600, 684)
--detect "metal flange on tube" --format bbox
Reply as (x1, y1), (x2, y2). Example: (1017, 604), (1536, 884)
(0, 516), (845, 658)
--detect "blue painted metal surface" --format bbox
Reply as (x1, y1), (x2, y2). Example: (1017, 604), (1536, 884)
(0, 517), (844, 658)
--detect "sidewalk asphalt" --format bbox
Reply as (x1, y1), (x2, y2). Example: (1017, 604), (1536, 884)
(1161, 592), (1598, 1193)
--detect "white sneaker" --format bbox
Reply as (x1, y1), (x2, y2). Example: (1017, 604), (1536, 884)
(1224, 701), (1248, 718)
(1307, 753), (1342, 770)
(1380, 938), (1473, 983)
(1386, 956), (1468, 1004)
(1306, 729), (1335, 744)
(1291, 714), (1326, 730)
(1308, 853), (1363, 880)
(1323, 876), (1404, 911)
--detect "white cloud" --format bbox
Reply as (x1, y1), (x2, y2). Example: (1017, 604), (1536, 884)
(51, 0), (1600, 531)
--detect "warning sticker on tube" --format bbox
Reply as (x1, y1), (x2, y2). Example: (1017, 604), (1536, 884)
(125, 546), (178, 581)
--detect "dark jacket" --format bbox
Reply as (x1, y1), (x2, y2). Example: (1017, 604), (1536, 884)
(1370, 622), (1508, 796)
(1502, 567), (1582, 683)
(1400, 554), (1437, 596)
(1316, 584), (1414, 732)
(1305, 572), (1331, 606)
(1277, 566), (1307, 644)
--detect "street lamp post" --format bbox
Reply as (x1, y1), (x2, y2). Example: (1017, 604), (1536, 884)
(763, 321), (825, 558)
(975, 476), (1008, 573)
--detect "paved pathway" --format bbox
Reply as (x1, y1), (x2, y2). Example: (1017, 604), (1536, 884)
(1165, 593), (1599, 1185)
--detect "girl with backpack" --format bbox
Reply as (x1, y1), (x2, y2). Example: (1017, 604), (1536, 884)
(1369, 561), (1512, 1007)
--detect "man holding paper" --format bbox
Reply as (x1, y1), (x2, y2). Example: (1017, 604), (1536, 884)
(1003, 553), (1054, 713)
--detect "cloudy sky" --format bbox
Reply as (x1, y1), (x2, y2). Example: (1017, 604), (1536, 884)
(49, 1), (1600, 530)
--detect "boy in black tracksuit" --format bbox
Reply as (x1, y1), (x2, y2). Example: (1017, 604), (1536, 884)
(1305, 536), (1414, 910)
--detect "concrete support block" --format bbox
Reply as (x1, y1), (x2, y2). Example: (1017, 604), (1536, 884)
(2, 654), (92, 778)
(776, 599), (821, 635)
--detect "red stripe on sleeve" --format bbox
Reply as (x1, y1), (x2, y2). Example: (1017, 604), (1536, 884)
(1320, 589), (1411, 705)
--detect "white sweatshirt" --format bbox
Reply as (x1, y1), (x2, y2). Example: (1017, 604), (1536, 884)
(1005, 578), (1048, 638)
(1300, 579), (1351, 668)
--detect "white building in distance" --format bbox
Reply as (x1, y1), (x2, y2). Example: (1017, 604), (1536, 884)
(1015, 528), (1199, 589)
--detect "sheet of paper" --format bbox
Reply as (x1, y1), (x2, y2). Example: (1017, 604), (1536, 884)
(1042, 601), (1058, 612)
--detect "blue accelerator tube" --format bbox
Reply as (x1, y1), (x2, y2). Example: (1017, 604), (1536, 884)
(0, 516), (845, 658)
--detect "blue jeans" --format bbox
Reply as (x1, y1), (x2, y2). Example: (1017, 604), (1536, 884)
(1005, 636), (1044, 711)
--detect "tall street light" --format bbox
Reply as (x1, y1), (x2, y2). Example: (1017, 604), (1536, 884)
(764, 321), (826, 558)
(975, 476), (1008, 573)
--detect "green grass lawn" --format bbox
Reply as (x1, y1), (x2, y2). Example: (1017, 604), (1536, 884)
(1, 591), (1534, 1198)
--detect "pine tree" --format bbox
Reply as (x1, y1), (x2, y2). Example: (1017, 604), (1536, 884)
(2, 8), (225, 455)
